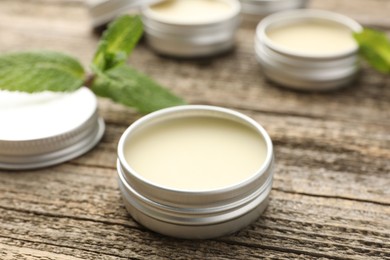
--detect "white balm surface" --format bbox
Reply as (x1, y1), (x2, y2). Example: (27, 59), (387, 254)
(267, 21), (357, 55)
(148, 0), (233, 24)
(125, 116), (267, 191)
(0, 88), (96, 141)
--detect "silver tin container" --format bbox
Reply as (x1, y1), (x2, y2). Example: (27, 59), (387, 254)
(117, 105), (274, 239)
(141, 0), (241, 57)
(0, 87), (105, 170)
(87, 0), (161, 28)
(255, 9), (362, 91)
(240, 0), (307, 23)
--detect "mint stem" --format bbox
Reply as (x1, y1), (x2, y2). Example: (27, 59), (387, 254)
(84, 74), (95, 88)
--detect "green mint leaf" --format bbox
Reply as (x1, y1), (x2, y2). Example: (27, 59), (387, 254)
(354, 28), (390, 74)
(92, 15), (143, 72)
(91, 64), (186, 113)
(0, 51), (85, 93)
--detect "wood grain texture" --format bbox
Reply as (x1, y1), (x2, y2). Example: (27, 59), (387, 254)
(0, 0), (389, 259)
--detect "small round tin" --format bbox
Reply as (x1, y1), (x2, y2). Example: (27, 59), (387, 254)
(117, 105), (274, 239)
(141, 0), (241, 57)
(87, 0), (161, 28)
(254, 9), (362, 91)
(240, 0), (307, 23)
(0, 87), (105, 170)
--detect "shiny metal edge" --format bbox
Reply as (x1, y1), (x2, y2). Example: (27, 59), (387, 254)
(0, 118), (105, 170)
(117, 158), (273, 216)
(255, 43), (359, 81)
(0, 111), (100, 156)
(120, 183), (271, 239)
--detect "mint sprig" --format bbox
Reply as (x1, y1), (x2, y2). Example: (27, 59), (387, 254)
(354, 28), (390, 74)
(92, 15), (143, 71)
(0, 51), (84, 93)
(0, 15), (185, 113)
(92, 65), (185, 114)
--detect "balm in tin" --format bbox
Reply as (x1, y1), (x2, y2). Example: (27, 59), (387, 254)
(255, 9), (362, 91)
(141, 0), (241, 57)
(117, 105), (274, 239)
(0, 87), (105, 170)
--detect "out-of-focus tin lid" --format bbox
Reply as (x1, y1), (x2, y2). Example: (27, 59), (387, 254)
(0, 87), (105, 170)
(87, 0), (162, 27)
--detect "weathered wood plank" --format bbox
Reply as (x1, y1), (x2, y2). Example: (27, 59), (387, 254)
(0, 243), (85, 260)
(0, 0), (389, 259)
(0, 190), (389, 259)
(309, 0), (390, 28)
(1, 160), (389, 218)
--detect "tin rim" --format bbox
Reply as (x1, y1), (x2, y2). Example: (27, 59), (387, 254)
(254, 43), (359, 81)
(117, 160), (273, 224)
(117, 105), (273, 195)
(118, 170), (273, 226)
(142, 0), (241, 26)
(256, 9), (362, 59)
(255, 39), (359, 67)
(0, 118), (105, 170)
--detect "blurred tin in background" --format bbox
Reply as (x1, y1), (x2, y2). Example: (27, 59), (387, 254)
(255, 9), (362, 91)
(88, 0), (160, 28)
(141, 0), (241, 57)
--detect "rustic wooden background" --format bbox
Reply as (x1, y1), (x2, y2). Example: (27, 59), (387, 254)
(0, 0), (389, 259)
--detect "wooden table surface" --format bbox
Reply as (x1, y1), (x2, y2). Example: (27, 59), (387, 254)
(0, 0), (389, 259)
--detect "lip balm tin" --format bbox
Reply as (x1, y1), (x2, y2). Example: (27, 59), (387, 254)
(240, 0), (307, 22)
(87, 0), (161, 28)
(255, 9), (362, 91)
(0, 87), (105, 170)
(117, 105), (274, 239)
(141, 0), (241, 57)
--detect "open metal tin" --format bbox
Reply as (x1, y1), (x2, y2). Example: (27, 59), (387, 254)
(117, 105), (274, 239)
(141, 0), (241, 57)
(255, 9), (362, 90)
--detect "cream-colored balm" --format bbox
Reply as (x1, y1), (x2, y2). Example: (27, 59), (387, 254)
(125, 117), (267, 191)
(149, 0), (233, 24)
(266, 21), (357, 55)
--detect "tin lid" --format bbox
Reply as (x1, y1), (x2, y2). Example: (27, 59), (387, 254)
(0, 87), (105, 170)
(88, 0), (162, 27)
